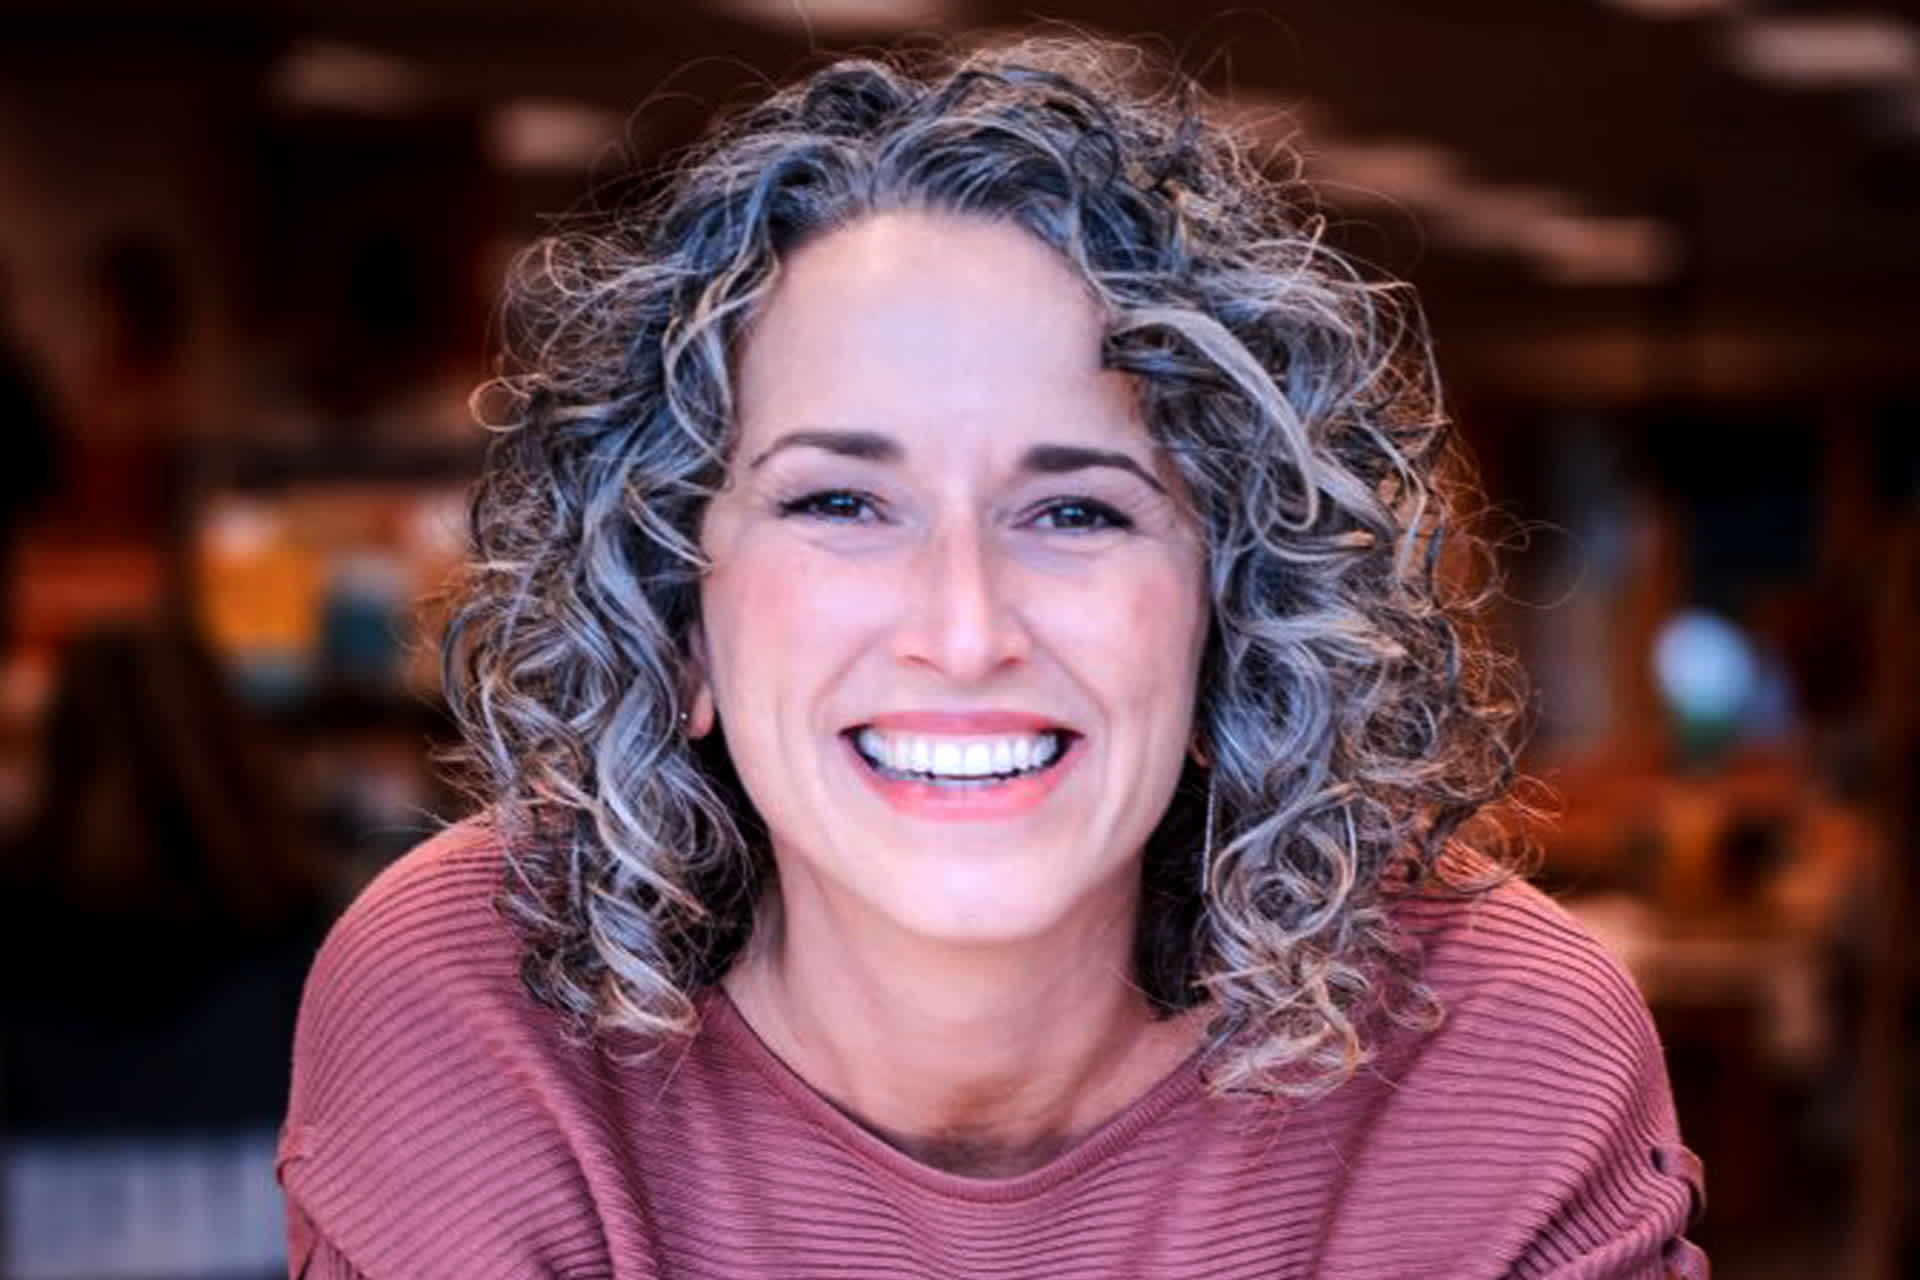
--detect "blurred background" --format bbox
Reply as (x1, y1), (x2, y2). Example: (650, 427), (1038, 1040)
(0, 1), (1913, 1276)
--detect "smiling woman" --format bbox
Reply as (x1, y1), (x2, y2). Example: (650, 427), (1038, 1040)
(277, 36), (1707, 1280)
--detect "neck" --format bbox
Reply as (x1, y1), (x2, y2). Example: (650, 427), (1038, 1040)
(721, 886), (1205, 1177)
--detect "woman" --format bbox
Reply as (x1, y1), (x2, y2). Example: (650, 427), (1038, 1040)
(279, 38), (1707, 1278)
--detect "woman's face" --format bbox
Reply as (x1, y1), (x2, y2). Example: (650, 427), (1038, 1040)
(694, 211), (1208, 950)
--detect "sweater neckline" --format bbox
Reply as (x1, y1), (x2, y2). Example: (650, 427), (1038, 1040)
(699, 985), (1213, 1205)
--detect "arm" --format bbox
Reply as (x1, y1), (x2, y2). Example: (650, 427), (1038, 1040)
(1504, 1061), (1708, 1279)
(1467, 896), (1709, 1279)
(1330, 885), (1709, 1279)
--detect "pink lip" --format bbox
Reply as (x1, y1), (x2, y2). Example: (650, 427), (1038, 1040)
(840, 720), (1083, 823)
(859, 709), (1069, 733)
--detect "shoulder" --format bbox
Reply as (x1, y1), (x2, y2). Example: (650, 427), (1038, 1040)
(298, 816), (519, 1014)
(1396, 873), (1659, 1052)
(281, 817), (533, 1142)
(288, 818), (529, 1085)
(284, 816), (553, 1126)
(1380, 873), (1683, 1137)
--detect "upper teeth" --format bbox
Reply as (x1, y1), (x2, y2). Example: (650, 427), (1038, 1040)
(854, 729), (1062, 777)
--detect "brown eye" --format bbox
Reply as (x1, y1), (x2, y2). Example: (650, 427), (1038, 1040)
(779, 490), (883, 523)
(1030, 498), (1132, 533)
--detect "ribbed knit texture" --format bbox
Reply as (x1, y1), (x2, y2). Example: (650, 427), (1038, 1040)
(278, 822), (1707, 1279)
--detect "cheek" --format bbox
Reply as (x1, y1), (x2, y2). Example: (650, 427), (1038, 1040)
(1041, 554), (1208, 720)
(701, 532), (893, 709)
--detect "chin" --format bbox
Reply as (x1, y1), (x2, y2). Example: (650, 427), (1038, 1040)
(855, 850), (1130, 950)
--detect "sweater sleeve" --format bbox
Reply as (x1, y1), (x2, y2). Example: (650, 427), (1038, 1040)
(1319, 882), (1708, 1279)
(285, 1194), (371, 1280)
(1495, 983), (1709, 1280)
(1439, 886), (1707, 1280)
(275, 822), (655, 1279)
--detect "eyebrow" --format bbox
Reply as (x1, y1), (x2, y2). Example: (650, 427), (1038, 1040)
(747, 429), (901, 468)
(747, 429), (1167, 495)
(1018, 443), (1168, 495)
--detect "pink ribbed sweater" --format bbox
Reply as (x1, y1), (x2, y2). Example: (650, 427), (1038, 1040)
(278, 822), (1707, 1278)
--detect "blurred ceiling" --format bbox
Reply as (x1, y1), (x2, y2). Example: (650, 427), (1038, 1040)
(8, 0), (1920, 399)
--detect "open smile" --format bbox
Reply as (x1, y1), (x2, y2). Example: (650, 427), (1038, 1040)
(839, 721), (1084, 820)
(847, 726), (1078, 786)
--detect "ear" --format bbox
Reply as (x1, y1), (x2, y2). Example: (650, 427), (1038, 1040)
(683, 621), (716, 740)
(687, 681), (716, 740)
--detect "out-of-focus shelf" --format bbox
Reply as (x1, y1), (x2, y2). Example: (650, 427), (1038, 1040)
(252, 681), (454, 739)
(182, 439), (483, 491)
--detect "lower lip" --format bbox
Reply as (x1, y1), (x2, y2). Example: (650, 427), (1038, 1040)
(843, 734), (1082, 822)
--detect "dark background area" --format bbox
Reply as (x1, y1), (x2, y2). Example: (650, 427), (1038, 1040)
(0, 2), (1914, 1276)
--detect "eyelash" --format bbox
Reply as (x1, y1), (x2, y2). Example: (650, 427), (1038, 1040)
(1028, 497), (1133, 533)
(776, 490), (1134, 533)
(777, 489), (883, 523)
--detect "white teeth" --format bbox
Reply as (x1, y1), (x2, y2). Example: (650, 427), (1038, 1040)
(853, 728), (1066, 780)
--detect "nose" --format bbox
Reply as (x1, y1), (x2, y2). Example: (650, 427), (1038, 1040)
(891, 516), (1033, 681)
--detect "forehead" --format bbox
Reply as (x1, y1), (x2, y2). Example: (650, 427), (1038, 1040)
(733, 211), (1145, 459)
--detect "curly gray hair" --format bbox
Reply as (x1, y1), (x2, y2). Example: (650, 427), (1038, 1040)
(444, 36), (1526, 1097)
